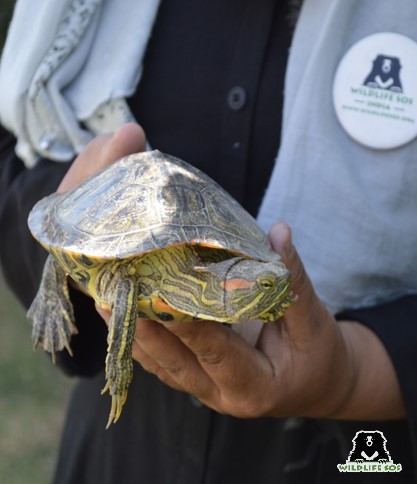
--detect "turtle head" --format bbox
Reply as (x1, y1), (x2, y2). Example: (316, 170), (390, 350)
(220, 258), (294, 322)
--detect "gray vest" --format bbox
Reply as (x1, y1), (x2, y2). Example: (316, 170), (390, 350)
(258, 0), (417, 313)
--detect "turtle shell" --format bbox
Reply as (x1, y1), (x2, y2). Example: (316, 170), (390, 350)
(28, 150), (277, 262)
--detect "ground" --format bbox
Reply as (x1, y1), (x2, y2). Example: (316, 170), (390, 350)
(0, 272), (73, 484)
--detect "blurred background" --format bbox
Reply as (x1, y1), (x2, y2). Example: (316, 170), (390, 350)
(1, 3), (73, 483)
(0, 277), (72, 484)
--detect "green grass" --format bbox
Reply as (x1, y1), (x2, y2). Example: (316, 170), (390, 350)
(0, 273), (73, 484)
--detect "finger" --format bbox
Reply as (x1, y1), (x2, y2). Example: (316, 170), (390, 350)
(268, 222), (333, 343)
(94, 306), (189, 389)
(163, 321), (273, 411)
(95, 304), (111, 323)
(101, 123), (146, 166)
(269, 222), (314, 305)
(58, 123), (146, 192)
(132, 336), (186, 393)
(95, 306), (201, 392)
(134, 319), (218, 400)
(95, 304), (218, 399)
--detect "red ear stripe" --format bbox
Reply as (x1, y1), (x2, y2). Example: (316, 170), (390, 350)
(153, 298), (173, 312)
(220, 279), (254, 291)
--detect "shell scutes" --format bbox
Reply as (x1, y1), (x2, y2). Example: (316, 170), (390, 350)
(28, 150), (275, 261)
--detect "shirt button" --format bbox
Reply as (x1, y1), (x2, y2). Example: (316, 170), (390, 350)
(227, 86), (247, 111)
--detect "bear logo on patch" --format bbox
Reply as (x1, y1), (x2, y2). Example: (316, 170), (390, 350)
(363, 55), (403, 92)
(348, 431), (391, 463)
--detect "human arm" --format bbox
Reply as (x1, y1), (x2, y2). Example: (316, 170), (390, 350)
(0, 120), (408, 421)
(97, 222), (406, 421)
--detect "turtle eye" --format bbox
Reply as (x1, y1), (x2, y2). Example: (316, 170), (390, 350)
(257, 277), (276, 292)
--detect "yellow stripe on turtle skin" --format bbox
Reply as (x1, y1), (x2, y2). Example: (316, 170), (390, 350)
(52, 244), (235, 321)
(136, 247), (232, 319)
(229, 292), (266, 321)
(102, 278), (137, 428)
(222, 277), (293, 322)
(28, 151), (295, 430)
(116, 281), (137, 362)
(255, 283), (295, 322)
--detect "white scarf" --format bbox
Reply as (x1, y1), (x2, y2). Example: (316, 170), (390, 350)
(1, 0), (417, 317)
(0, 0), (160, 166)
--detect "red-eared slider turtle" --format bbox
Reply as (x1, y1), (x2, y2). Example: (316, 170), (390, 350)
(27, 150), (295, 427)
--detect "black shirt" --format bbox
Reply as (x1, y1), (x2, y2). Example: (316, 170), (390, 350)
(0, 1), (416, 483)
(131, 0), (291, 216)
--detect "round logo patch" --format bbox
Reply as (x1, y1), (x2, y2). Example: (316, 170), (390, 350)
(333, 32), (417, 149)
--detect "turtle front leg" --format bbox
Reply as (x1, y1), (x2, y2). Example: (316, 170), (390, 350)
(101, 278), (138, 428)
(28, 254), (78, 363)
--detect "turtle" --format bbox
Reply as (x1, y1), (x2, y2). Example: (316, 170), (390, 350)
(27, 150), (295, 427)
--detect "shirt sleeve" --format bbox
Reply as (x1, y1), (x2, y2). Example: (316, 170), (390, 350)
(0, 125), (107, 377)
(337, 295), (417, 463)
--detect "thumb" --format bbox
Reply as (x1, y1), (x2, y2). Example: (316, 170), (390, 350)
(58, 123), (146, 193)
(102, 122), (146, 166)
(269, 222), (329, 336)
(269, 222), (311, 300)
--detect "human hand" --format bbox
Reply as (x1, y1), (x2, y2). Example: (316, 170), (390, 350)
(96, 222), (403, 420)
(59, 123), (146, 297)
(112, 222), (352, 418)
(57, 123), (146, 193)
(92, 224), (340, 417)
(96, 223), (404, 421)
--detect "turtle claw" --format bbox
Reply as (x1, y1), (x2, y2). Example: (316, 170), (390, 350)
(104, 391), (128, 429)
(101, 359), (132, 428)
(29, 255), (78, 361)
(101, 278), (137, 427)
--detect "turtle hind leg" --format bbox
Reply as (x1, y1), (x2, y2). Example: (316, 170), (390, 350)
(28, 254), (78, 363)
(101, 278), (138, 428)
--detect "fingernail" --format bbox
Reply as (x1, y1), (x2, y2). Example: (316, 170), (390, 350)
(270, 222), (292, 258)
